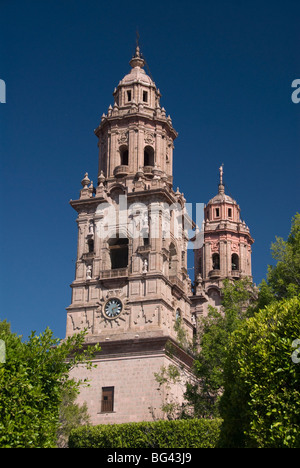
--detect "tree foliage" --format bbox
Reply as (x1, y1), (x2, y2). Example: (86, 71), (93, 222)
(154, 213), (300, 448)
(69, 418), (222, 448)
(186, 277), (257, 418)
(57, 386), (90, 448)
(0, 323), (98, 448)
(266, 213), (300, 300)
(220, 296), (300, 447)
(219, 213), (300, 447)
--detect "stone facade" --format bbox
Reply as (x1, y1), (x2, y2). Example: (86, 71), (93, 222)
(66, 46), (253, 424)
(71, 337), (194, 425)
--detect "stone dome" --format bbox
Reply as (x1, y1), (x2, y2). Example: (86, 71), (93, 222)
(119, 45), (155, 86)
(120, 66), (154, 86)
(207, 191), (236, 205)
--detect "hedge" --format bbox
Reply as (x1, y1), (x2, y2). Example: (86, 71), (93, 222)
(68, 418), (222, 448)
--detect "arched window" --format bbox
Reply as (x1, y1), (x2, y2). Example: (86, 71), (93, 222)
(144, 146), (154, 167)
(109, 237), (129, 269)
(232, 253), (239, 271)
(120, 146), (129, 166)
(142, 90), (148, 103)
(199, 256), (203, 275)
(88, 238), (94, 253)
(169, 242), (177, 275)
(212, 253), (220, 270)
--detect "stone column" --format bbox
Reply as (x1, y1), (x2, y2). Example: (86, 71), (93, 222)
(247, 245), (252, 276)
(204, 241), (211, 279)
(107, 130), (112, 177)
(138, 127), (144, 170)
(240, 242), (246, 274)
(218, 240), (225, 276)
(226, 240), (231, 276)
(77, 219), (86, 260)
(155, 128), (161, 169)
(128, 128), (135, 173)
(110, 130), (117, 176)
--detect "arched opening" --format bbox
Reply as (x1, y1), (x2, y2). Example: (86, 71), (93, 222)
(109, 236), (129, 269)
(144, 146), (154, 167)
(142, 90), (148, 103)
(208, 287), (222, 307)
(88, 238), (94, 253)
(199, 255), (203, 275)
(120, 146), (129, 166)
(232, 253), (239, 271)
(169, 242), (177, 276)
(212, 253), (220, 270)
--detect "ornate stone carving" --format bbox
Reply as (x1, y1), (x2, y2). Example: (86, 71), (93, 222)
(211, 241), (220, 253)
(133, 304), (156, 325)
(86, 265), (92, 279)
(144, 131), (155, 145)
(95, 292), (130, 329)
(231, 242), (239, 253)
(69, 310), (93, 332)
(117, 130), (128, 145)
(142, 258), (148, 273)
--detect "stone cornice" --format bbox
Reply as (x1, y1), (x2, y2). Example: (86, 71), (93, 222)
(94, 112), (178, 140)
(81, 335), (194, 369)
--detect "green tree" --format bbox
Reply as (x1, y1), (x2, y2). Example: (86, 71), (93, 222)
(263, 213), (300, 302)
(0, 322), (99, 448)
(155, 214), (300, 428)
(185, 277), (257, 418)
(219, 213), (300, 447)
(57, 386), (90, 448)
(219, 295), (300, 448)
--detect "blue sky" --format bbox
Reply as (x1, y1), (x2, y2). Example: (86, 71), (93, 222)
(0, 0), (299, 340)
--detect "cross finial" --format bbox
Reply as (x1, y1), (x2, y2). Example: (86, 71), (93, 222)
(218, 164), (225, 194)
(219, 163), (224, 185)
(130, 31), (145, 68)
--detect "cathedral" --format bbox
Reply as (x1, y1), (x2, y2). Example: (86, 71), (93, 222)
(66, 45), (254, 424)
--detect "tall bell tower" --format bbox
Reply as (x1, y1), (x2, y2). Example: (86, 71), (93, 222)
(66, 46), (194, 424)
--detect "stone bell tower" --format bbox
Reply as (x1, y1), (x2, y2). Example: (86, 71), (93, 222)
(191, 165), (254, 317)
(66, 45), (195, 424)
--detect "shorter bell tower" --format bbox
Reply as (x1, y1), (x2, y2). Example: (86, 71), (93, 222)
(191, 165), (254, 316)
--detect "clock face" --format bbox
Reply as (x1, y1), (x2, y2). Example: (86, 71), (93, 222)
(104, 298), (122, 318)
